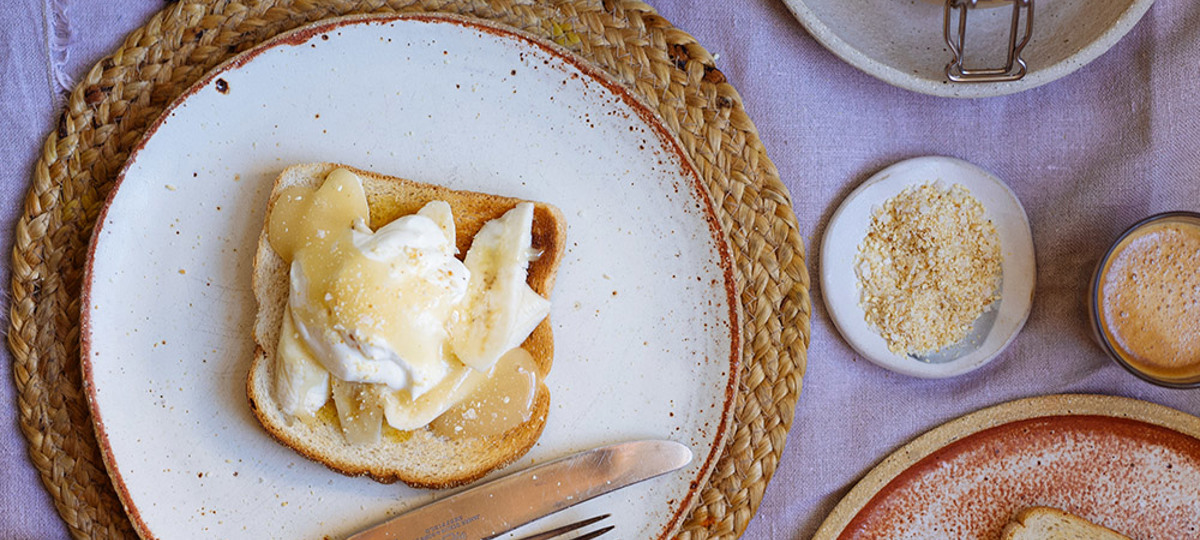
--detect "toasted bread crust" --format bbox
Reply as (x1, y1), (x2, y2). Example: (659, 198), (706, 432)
(247, 163), (565, 487)
(1000, 507), (1131, 540)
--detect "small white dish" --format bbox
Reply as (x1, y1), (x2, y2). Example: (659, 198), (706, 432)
(821, 156), (1035, 378)
(781, 0), (1155, 98)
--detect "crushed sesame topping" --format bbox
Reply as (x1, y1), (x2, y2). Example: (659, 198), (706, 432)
(855, 182), (1002, 355)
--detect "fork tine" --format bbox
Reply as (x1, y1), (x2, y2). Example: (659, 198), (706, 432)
(514, 514), (611, 540)
(571, 524), (614, 540)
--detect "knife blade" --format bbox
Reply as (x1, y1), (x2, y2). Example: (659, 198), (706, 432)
(346, 440), (693, 540)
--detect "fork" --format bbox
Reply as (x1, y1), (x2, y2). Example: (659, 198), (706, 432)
(514, 514), (613, 540)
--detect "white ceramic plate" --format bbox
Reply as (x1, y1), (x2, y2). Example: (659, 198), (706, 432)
(81, 14), (739, 540)
(782, 0), (1154, 98)
(821, 156), (1034, 378)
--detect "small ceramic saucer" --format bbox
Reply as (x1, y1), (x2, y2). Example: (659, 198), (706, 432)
(821, 156), (1035, 378)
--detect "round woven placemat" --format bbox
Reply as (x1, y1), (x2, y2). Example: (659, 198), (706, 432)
(9, 1), (810, 538)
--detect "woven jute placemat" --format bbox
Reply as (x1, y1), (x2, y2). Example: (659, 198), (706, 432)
(9, 1), (810, 538)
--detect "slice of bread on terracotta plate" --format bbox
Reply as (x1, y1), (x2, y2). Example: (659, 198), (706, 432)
(247, 162), (566, 488)
(1001, 506), (1131, 540)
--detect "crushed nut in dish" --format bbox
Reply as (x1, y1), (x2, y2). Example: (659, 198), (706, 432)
(855, 182), (1002, 355)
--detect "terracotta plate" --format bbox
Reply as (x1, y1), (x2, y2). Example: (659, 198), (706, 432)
(81, 14), (739, 540)
(815, 394), (1200, 539)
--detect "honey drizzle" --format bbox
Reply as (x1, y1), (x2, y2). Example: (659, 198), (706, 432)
(430, 348), (539, 439)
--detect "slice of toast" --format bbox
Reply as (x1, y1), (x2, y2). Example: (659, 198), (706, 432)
(1000, 507), (1131, 540)
(247, 163), (566, 488)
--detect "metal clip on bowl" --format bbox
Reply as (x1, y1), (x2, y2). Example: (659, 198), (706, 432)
(944, 0), (1034, 83)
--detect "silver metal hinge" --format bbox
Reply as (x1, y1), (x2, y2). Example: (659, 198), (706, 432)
(944, 0), (1034, 83)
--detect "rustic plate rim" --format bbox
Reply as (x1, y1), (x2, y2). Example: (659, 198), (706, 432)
(79, 12), (741, 540)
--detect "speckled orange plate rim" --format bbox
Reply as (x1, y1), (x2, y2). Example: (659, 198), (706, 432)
(812, 394), (1200, 539)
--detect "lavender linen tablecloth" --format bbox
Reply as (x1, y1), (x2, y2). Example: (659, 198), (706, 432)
(3, 1), (1198, 538)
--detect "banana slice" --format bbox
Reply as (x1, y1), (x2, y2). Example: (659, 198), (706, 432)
(451, 203), (551, 371)
(417, 200), (456, 246)
(429, 347), (539, 439)
(379, 362), (486, 431)
(330, 378), (385, 445)
(274, 309), (331, 419)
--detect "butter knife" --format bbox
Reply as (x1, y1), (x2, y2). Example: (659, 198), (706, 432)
(346, 440), (693, 540)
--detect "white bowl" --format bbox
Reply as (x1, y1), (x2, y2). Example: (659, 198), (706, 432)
(782, 0), (1155, 98)
(821, 156), (1036, 378)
